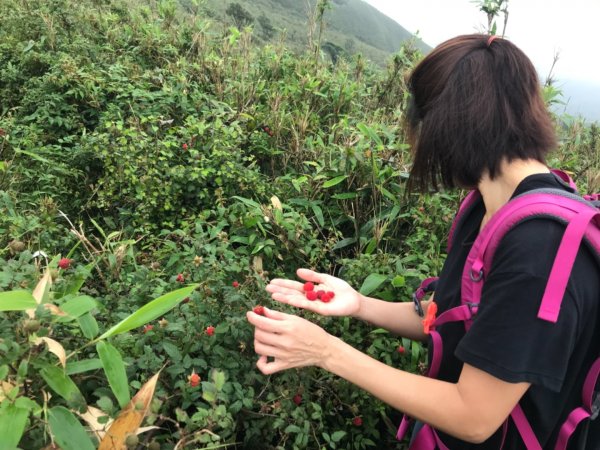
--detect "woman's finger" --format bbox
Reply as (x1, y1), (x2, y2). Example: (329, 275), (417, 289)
(256, 355), (288, 375)
(296, 268), (328, 284)
(254, 339), (286, 359)
(255, 328), (283, 346)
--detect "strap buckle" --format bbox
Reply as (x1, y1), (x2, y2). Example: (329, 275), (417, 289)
(413, 291), (425, 317)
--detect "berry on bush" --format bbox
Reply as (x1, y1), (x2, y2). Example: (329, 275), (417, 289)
(397, 345), (405, 354)
(182, 143), (188, 150)
(293, 394), (302, 406)
(143, 324), (154, 333)
(352, 416), (363, 426)
(188, 371), (201, 387)
(253, 305), (265, 315)
(232, 281), (240, 288)
(58, 258), (72, 270)
(206, 326), (215, 336)
(176, 273), (185, 283)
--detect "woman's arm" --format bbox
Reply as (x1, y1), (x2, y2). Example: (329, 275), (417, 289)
(266, 268), (430, 341)
(247, 307), (530, 444)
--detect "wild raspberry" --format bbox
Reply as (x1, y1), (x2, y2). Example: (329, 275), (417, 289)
(320, 292), (332, 303)
(182, 143), (188, 150)
(188, 371), (200, 387)
(206, 326), (215, 336)
(397, 345), (405, 354)
(232, 281), (240, 288)
(253, 305), (265, 315)
(305, 291), (318, 301)
(176, 273), (184, 283)
(316, 290), (325, 300)
(293, 394), (302, 406)
(58, 258), (72, 270)
(303, 282), (314, 292)
(352, 416), (363, 426)
(143, 324), (154, 333)
(326, 291), (335, 299)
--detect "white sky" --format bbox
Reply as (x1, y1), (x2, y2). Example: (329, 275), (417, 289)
(365, 0), (600, 84)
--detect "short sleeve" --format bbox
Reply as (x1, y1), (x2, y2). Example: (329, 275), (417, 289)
(455, 219), (581, 392)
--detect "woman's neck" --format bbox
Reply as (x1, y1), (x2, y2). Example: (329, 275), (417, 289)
(477, 159), (550, 229)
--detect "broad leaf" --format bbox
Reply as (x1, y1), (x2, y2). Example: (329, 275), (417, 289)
(359, 273), (387, 296)
(40, 366), (85, 407)
(48, 406), (95, 450)
(97, 341), (130, 408)
(0, 402), (29, 449)
(98, 285), (198, 339)
(0, 290), (36, 311)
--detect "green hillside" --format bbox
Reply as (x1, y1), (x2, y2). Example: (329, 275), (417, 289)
(195, 0), (430, 65)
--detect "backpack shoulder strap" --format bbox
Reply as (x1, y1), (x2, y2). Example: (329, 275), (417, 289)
(447, 190), (481, 253)
(461, 188), (600, 322)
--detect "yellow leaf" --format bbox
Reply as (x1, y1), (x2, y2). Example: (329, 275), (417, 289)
(270, 195), (282, 210)
(0, 380), (15, 401)
(34, 337), (67, 368)
(32, 270), (52, 304)
(77, 406), (113, 440)
(98, 371), (160, 450)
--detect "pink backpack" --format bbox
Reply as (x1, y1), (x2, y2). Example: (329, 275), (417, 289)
(398, 170), (600, 449)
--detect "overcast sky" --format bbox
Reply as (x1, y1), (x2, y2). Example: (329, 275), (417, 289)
(364, 0), (600, 120)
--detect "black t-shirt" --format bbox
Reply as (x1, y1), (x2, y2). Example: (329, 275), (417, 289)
(430, 173), (600, 449)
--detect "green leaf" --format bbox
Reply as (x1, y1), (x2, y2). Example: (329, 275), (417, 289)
(40, 366), (85, 407)
(57, 263), (94, 298)
(310, 204), (325, 227)
(98, 285), (198, 339)
(66, 358), (103, 375)
(332, 237), (357, 251)
(0, 290), (36, 311)
(96, 341), (130, 408)
(0, 402), (29, 449)
(212, 369), (225, 391)
(331, 430), (347, 442)
(48, 406), (95, 450)
(359, 273), (387, 296)
(331, 192), (359, 200)
(59, 296), (97, 321)
(323, 175), (347, 188)
(201, 382), (217, 403)
(392, 275), (405, 287)
(78, 312), (99, 339)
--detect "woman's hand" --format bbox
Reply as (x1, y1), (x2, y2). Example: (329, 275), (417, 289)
(266, 268), (362, 317)
(246, 306), (333, 375)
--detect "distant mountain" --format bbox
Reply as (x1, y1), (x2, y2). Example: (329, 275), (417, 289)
(197, 0), (430, 65)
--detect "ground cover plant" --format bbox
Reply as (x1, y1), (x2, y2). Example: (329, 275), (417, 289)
(0, 0), (598, 449)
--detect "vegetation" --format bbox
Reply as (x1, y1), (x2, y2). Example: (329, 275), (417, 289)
(0, 0), (597, 449)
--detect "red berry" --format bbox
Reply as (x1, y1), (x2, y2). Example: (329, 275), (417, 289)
(293, 394), (302, 406)
(305, 291), (318, 301)
(320, 293), (332, 303)
(327, 291), (335, 299)
(206, 326), (215, 336)
(143, 324), (154, 333)
(253, 305), (265, 315)
(232, 281), (240, 288)
(182, 143), (188, 150)
(58, 258), (72, 270)
(176, 273), (184, 283)
(316, 290), (325, 300)
(352, 416), (363, 426)
(303, 282), (314, 292)
(397, 345), (405, 354)
(188, 371), (200, 387)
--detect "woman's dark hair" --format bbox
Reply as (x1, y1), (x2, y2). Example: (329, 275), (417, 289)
(405, 34), (557, 192)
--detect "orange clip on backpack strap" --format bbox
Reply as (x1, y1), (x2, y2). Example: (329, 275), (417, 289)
(422, 301), (438, 335)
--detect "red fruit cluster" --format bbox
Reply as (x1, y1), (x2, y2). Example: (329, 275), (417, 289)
(352, 416), (363, 426)
(303, 282), (335, 302)
(188, 371), (200, 387)
(206, 326), (215, 336)
(253, 305), (265, 316)
(261, 125), (274, 137)
(232, 281), (240, 288)
(58, 258), (72, 270)
(143, 324), (154, 333)
(292, 394), (302, 406)
(176, 273), (185, 283)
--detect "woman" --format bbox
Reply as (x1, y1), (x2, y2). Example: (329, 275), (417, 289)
(246, 34), (600, 449)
